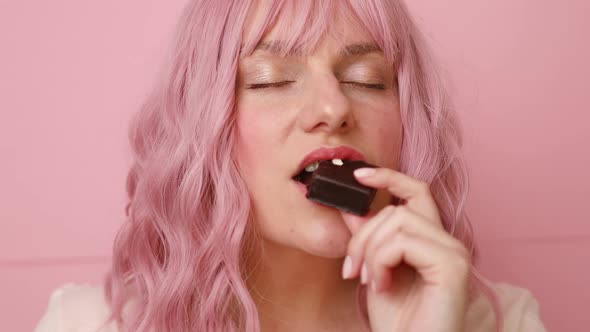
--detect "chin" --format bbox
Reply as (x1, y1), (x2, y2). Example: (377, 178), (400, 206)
(296, 215), (352, 258)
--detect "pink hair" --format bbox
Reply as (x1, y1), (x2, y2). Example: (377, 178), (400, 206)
(99, 0), (503, 331)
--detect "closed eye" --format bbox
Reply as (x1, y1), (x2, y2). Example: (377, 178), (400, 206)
(245, 81), (386, 90)
(341, 82), (386, 90)
(246, 81), (294, 89)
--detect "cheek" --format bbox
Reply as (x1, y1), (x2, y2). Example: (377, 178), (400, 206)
(361, 103), (403, 165)
(235, 112), (267, 177)
(234, 104), (288, 193)
(234, 108), (290, 237)
(234, 88), (295, 171)
(377, 112), (402, 146)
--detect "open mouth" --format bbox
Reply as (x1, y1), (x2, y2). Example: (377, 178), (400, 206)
(292, 158), (347, 184)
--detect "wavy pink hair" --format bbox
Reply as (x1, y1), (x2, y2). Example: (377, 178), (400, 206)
(99, 0), (503, 331)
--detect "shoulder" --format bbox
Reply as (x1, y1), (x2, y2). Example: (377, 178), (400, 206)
(465, 281), (547, 332)
(34, 283), (117, 332)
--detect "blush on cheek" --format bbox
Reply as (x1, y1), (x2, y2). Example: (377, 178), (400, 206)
(235, 113), (267, 169)
(362, 115), (401, 166)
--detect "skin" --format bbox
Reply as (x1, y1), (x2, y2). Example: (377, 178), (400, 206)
(234, 3), (470, 332)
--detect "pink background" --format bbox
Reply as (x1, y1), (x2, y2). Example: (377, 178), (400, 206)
(1, 0), (588, 331)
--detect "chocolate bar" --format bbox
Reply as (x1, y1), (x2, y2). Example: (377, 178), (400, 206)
(302, 160), (377, 216)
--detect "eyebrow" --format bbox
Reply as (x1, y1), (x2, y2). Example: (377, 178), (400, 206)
(251, 40), (383, 59)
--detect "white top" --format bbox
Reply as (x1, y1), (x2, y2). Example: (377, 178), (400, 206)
(34, 282), (547, 331)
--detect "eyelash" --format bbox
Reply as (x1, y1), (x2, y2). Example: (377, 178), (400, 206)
(246, 81), (386, 90)
(247, 81), (294, 89)
(343, 81), (386, 90)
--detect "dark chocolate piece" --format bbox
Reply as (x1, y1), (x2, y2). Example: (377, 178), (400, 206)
(304, 160), (377, 216)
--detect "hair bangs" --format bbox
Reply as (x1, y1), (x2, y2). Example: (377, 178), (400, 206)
(240, 0), (331, 58)
(345, 0), (404, 65)
(239, 0), (402, 67)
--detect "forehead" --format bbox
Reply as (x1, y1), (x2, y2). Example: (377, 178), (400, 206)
(240, 0), (378, 59)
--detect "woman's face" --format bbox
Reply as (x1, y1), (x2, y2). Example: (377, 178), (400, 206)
(235, 12), (403, 258)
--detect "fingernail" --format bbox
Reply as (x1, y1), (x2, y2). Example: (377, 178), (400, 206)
(342, 256), (353, 279)
(354, 168), (376, 178)
(361, 263), (368, 284)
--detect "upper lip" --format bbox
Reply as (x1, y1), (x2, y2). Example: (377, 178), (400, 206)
(292, 145), (366, 177)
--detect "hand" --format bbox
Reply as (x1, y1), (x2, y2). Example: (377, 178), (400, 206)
(340, 167), (470, 332)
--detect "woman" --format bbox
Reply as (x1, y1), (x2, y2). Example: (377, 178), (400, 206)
(35, 0), (546, 331)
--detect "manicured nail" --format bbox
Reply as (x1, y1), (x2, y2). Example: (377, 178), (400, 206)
(361, 263), (368, 284)
(342, 256), (353, 279)
(354, 168), (376, 178)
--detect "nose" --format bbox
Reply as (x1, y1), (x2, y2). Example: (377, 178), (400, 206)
(297, 73), (355, 134)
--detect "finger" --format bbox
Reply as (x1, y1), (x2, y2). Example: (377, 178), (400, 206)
(367, 230), (471, 293)
(354, 167), (441, 224)
(364, 206), (461, 262)
(361, 206), (465, 288)
(341, 206), (395, 279)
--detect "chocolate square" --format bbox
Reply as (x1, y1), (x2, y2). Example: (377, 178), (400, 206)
(305, 160), (377, 216)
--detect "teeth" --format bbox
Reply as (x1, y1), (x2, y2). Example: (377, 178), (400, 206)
(331, 159), (344, 166)
(305, 161), (320, 172)
(303, 159), (346, 173)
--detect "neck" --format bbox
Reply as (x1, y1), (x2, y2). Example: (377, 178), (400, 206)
(244, 238), (363, 331)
